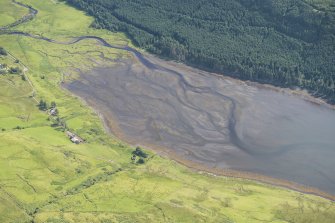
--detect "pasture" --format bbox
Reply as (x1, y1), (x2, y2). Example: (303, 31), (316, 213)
(0, 0), (334, 222)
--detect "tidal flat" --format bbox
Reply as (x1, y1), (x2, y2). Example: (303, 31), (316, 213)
(65, 52), (335, 196)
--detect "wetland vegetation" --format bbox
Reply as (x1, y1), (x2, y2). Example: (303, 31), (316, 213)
(0, 0), (335, 222)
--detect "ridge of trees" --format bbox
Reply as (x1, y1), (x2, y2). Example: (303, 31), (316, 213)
(0, 47), (7, 56)
(67, 0), (335, 103)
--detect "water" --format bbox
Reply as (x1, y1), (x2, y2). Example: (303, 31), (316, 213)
(65, 58), (335, 195)
(6, 0), (334, 196)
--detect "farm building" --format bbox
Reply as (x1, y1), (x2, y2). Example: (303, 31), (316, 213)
(49, 108), (58, 116)
(66, 131), (84, 144)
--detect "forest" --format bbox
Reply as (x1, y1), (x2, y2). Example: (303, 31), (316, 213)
(67, 0), (335, 103)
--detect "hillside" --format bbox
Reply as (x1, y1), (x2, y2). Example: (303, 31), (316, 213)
(0, 0), (335, 222)
(67, 0), (335, 103)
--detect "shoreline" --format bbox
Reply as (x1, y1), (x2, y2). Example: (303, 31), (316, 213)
(61, 53), (335, 202)
(63, 83), (335, 202)
(109, 122), (335, 202)
(157, 56), (335, 111)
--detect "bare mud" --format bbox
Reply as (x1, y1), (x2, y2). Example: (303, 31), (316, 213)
(64, 54), (335, 196)
(5, 0), (335, 199)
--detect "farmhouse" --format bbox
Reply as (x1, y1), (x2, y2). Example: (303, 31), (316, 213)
(66, 131), (84, 144)
(49, 107), (58, 116)
(71, 136), (83, 144)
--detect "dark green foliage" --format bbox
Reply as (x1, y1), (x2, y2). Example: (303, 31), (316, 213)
(51, 117), (67, 131)
(137, 158), (145, 164)
(51, 101), (56, 108)
(21, 75), (26, 81)
(9, 67), (21, 74)
(0, 47), (7, 56)
(38, 99), (48, 111)
(67, 0), (335, 103)
(132, 146), (148, 158)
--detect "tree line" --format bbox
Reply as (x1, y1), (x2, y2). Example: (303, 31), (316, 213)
(67, 0), (335, 103)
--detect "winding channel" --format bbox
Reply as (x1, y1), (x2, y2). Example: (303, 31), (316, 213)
(2, 2), (335, 199)
(0, 0), (38, 30)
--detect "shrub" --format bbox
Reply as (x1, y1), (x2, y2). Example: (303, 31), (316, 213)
(38, 99), (48, 111)
(0, 47), (7, 56)
(51, 101), (56, 108)
(132, 146), (148, 158)
(9, 67), (22, 74)
(137, 158), (145, 164)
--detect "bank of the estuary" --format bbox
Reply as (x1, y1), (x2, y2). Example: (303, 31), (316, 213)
(4, 1), (331, 199)
(1, 0), (335, 222)
(64, 72), (335, 202)
(64, 55), (335, 198)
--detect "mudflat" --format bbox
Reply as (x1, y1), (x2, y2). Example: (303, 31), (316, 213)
(65, 55), (335, 195)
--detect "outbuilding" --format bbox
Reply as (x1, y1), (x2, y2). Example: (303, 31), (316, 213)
(50, 108), (58, 116)
(66, 131), (84, 144)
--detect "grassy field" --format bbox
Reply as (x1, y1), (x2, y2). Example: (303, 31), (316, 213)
(0, 0), (28, 27)
(0, 0), (335, 222)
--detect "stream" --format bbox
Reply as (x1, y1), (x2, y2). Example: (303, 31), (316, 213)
(2, 2), (335, 196)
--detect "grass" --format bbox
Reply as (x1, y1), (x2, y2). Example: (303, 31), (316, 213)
(0, 0), (334, 222)
(0, 0), (28, 27)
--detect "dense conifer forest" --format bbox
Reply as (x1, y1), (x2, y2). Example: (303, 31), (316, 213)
(67, 0), (335, 103)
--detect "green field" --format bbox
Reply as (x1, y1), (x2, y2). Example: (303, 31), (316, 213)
(0, 0), (335, 222)
(0, 0), (28, 27)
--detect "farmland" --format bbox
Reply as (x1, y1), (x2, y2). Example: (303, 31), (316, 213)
(0, 0), (334, 222)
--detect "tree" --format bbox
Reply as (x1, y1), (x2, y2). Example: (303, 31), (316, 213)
(9, 67), (22, 74)
(53, 108), (59, 116)
(38, 100), (47, 111)
(51, 101), (56, 108)
(137, 158), (145, 164)
(132, 146), (148, 158)
(66, 0), (335, 103)
(0, 47), (7, 56)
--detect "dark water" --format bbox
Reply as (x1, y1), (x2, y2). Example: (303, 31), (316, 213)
(65, 58), (335, 195)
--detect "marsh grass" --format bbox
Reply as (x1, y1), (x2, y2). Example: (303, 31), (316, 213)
(0, 0), (334, 222)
